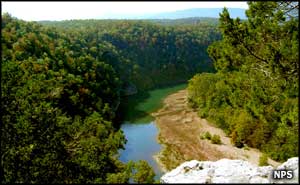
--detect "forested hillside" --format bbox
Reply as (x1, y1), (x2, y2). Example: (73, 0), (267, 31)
(1, 13), (219, 183)
(188, 1), (298, 162)
(147, 17), (219, 26)
(39, 18), (220, 90)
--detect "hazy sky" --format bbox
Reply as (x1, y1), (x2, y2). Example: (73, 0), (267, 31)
(2, 1), (249, 21)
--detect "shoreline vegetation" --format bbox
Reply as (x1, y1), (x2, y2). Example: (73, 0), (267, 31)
(151, 89), (281, 172)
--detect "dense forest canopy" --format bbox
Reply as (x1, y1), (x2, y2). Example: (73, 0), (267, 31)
(38, 18), (220, 90)
(1, 13), (219, 183)
(188, 1), (298, 161)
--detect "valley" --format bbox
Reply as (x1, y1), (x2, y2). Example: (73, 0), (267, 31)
(2, 2), (298, 184)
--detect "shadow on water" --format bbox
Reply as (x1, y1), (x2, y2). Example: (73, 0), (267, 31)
(120, 91), (152, 122)
(114, 91), (152, 128)
(116, 83), (188, 125)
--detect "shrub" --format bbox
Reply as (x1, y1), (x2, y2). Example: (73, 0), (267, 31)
(259, 153), (269, 166)
(200, 134), (205, 140)
(204, 131), (212, 140)
(243, 144), (250, 151)
(211, 134), (222, 144)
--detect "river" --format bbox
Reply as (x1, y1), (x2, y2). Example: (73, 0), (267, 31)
(118, 83), (187, 180)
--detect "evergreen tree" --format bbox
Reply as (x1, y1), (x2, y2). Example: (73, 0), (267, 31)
(188, 1), (298, 161)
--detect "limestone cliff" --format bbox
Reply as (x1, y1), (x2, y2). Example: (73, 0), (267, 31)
(161, 157), (299, 183)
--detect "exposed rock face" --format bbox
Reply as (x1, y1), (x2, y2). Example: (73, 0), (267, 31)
(271, 157), (299, 184)
(161, 157), (299, 184)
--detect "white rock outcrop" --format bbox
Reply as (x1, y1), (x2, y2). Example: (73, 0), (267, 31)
(161, 157), (299, 184)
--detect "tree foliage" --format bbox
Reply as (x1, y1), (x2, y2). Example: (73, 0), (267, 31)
(39, 18), (220, 91)
(132, 160), (156, 184)
(1, 12), (220, 183)
(188, 1), (298, 161)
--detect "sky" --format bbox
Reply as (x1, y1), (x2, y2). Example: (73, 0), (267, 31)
(2, 1), (249, 21)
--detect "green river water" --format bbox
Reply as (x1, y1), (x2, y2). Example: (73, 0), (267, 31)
(118, 83), (187, 180)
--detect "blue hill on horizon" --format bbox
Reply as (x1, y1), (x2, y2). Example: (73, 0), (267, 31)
(146, 8), (247, 19)
(103, 8), (247, 20)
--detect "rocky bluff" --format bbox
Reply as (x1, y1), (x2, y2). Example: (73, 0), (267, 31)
(161, 157), (299, 183)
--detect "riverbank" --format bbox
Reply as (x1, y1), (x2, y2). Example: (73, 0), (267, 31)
(152, 89), (280, 172)
(118, 84), (187, 179)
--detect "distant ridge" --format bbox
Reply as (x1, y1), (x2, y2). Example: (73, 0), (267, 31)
(103, 8), (247, 20)
(145, 8), (247, 19)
